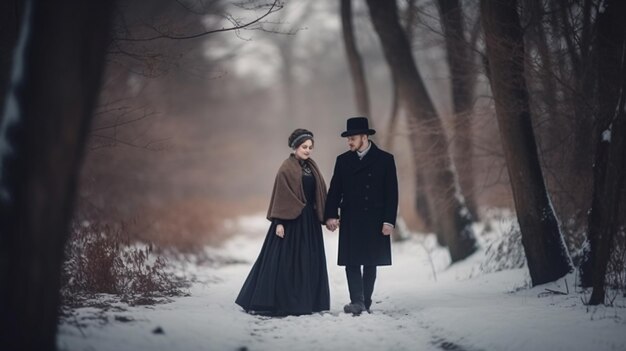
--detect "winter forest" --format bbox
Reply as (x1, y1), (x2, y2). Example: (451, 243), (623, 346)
(1, 0), (625, 350)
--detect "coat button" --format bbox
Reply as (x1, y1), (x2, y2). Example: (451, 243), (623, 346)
(364, 207), (368, 211)
(365, 185), (370, 189)
(364, 196), (368, 200)
(368, 173), (372, 177)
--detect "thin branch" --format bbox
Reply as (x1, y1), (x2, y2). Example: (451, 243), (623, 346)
(91, 110), (157, 133)
(115, 0), (282, 42)
(89, 134), (171, 151)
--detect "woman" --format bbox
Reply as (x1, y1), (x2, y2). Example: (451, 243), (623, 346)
(235, 129), (330, 315)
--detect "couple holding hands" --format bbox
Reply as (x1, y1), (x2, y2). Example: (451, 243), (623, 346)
(235, 117), (398, 316)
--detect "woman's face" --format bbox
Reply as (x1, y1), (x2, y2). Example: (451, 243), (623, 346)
(294, 139), (313, 160)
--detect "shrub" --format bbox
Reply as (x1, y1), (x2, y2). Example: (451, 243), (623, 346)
(60, 220), (188, 307)
(478, 210), (526, 274)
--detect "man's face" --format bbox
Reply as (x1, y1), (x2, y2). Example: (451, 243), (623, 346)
(347, 134), (367, 152)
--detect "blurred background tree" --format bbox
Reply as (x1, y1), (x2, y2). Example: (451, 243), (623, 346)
(2, 3), (625, 347)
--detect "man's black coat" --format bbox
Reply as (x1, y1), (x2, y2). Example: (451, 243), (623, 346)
(325, 142), (398, 266)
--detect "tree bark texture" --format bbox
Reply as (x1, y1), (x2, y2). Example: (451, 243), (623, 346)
(385, 0), (417, 152)
(579, 0), (626, 304)
(557, 0), (595, 174)
(0, 1), (115, 349)
(383, 0), (435, 234)
(480, 0), (572, 285)
(526, 0), (558, 121)
(0, 0), (24, 120)
(340, 0), (371, 118)
(437, 0), (479, 221)
(366, 0), (478, 262)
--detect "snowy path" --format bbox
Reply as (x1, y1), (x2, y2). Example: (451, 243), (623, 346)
(58, 215), (626, 351)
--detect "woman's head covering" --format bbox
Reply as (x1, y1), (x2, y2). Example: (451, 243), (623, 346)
(288, 128), (314, 149)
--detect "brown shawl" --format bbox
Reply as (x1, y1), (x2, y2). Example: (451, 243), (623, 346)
(266, 154), (327, 223)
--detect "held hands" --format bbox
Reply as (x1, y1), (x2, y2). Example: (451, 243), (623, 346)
(275, 224), (285, 238)
(382, 223), (394, 236)
(325, 218), (340, 232)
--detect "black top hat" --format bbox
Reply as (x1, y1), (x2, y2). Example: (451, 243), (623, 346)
(341, 117), (376, 137)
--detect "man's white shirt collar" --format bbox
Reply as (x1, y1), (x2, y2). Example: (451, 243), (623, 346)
(357, 141), (372, 160)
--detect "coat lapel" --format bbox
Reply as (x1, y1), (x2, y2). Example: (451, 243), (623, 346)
(346, 149), (360, 171)
(352, 142), (380, 173)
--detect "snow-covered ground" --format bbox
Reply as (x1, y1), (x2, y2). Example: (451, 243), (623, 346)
(58, 213), (626, 351)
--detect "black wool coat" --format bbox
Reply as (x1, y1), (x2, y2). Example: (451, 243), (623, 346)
(324, 142), (398, 266)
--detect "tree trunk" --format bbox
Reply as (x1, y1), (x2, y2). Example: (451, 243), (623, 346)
(0, 1), (114, 349)
(383, 0), (435, 235)
(437, 0), (479, 222)
(524, 0), (561, 146)
(340, 0), (371, 118)
(366, 0), (478, 262)
(385, 0), (417, 152)
(557, 0), (595, 174)
(481, 0), (572, 285)
(385, 72), (400, 151)
(278, 41), (298, 127)
(0, 0), (24, 119)
(579, 0), (626, 304)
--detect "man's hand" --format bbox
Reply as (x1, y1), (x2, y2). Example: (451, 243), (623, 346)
(325, 218), (340, 232)
(381, 223), (394, 236)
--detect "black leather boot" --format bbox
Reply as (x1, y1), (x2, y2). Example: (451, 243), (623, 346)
(343, 302), (366, 315)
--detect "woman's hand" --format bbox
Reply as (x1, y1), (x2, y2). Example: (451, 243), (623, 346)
(325, 218), (339, 232)
(276, 224), (285, 238)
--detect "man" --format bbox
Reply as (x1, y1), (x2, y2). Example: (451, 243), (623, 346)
(325, 116), (398, 315)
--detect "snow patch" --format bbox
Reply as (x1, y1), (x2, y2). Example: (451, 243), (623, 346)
(57, 213), (626, 351)
(602, 128), (612, 142)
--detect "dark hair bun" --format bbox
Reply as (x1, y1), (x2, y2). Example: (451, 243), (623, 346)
(288, 128), (314, 149)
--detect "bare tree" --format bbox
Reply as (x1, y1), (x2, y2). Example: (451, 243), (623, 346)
(341, 0), (371, 118)
(380, 0), (435, 234)
(254, 1), (309, 129)
(366, 0), (478, 262)
(579, 0), (626, 305)
(553, 0), (596, 175)
(437, 0), (479, 221)
(0, 1), (115, 349)
(77, 0), (286, 221)
(384, 0), (416, 152)
(480, 0), (572, 285)
(523, 0), (559, 126)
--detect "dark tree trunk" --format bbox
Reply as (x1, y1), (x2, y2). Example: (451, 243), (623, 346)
(415, 169), (436, 236)
(0, 0), (24, 118)
(385, 0), (417, 152)
(0, 1), (115, 349)
(366, 0), (478, 262)
(557, 0), (595, 174)
(437, 0), (479, 222)
(524, 0), (559, 134)
(340, 0), (371, 118)
(385, 71), (400, 151)
(579, 0), (626, 304)
(481, 0), (572, 285)
(383, 0), (435, 234)
(532, 2), (557, 118)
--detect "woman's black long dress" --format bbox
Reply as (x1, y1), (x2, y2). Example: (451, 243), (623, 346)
(235, 171), (330, 315)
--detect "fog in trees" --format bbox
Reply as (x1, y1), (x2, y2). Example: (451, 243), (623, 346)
(2, 0), (626, 348)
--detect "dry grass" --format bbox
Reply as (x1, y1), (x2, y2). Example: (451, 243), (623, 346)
(61, 221), (188, 308)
